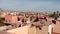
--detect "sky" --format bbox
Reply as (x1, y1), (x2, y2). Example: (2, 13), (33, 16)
(0, 0), (60, 12)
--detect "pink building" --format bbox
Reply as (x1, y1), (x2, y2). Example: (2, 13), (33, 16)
(5, 14), (18, 24)
(5, 14), (28, 24)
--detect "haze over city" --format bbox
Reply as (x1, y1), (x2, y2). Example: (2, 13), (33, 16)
(0, 0), (60, 34)
(0, 0), (60, 12)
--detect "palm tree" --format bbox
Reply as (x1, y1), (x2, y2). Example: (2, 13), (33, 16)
(56, 11), (59, 17)
(57, 11), (59, 14)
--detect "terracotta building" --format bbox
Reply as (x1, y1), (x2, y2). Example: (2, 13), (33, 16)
(5, 14), (18, 24)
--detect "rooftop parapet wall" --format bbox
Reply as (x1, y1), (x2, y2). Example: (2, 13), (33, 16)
(6, 25), (31, 34)
(6, 21), (60, 34)
(6, 24), (48, 34)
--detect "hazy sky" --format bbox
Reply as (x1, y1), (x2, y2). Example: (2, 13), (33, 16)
(0, 0), (60, 12)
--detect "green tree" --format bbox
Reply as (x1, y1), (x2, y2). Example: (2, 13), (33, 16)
(49, 11), (56, 18)
(57, 11), (59, 14)
(0, 17), (5, 26)
(56, 11), (59, 17)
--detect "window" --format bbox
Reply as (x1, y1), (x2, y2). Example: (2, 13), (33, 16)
(18, 18), (20, 21)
